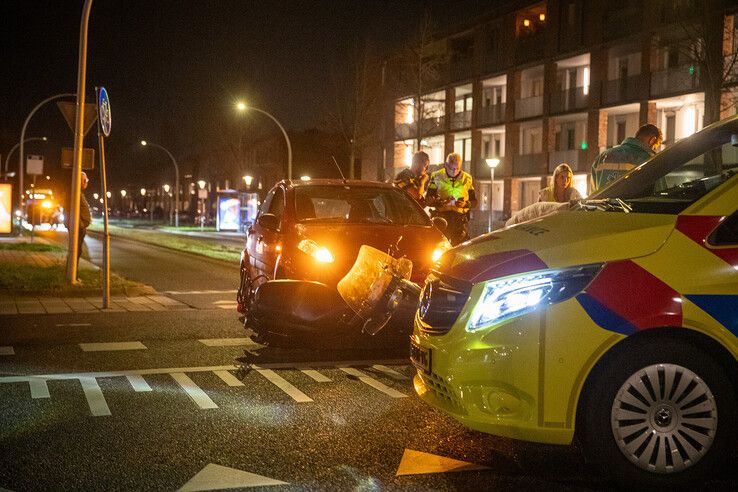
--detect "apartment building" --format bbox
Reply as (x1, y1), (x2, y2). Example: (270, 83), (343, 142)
(382, 0), (738, 233)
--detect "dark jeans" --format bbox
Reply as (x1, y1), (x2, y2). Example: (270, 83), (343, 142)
(76, 228), (87, 279)
(436, 211), (469, 246)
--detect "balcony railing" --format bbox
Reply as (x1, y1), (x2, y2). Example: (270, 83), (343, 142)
(515, 152), (545, 175)
(450, 110), (472, 130)
(602, 74), (645, 105)
(514, 95), (543, 119)
(420, 116), (446, 135)
(549, 149), (588, 173)
(394, 122), (416, 140)
(650, 66), (700, 97)
(550, 87), (589, 114)
(477, 103), (506, 126)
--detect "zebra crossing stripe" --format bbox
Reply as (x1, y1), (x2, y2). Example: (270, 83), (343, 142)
(126, 374), (152, 392)
(213, 370), (244, 387)
(372, 365), (410, 380)
(299, 368), (332, 382)
(339, 367), (408, 398)
(80, 377), (111, 416)
(170, 373), (218, 409)
(29, 378), (50, 398)
(253, 367), (313, 402)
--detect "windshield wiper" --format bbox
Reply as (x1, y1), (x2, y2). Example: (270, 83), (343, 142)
(576, 198), (632, 213)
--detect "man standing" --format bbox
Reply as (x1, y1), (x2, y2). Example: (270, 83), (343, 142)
(394, 151), (430, 205)
(426, 152), (477, 245)
(77, 171), (91, 266)
(590, 124), (662, 192)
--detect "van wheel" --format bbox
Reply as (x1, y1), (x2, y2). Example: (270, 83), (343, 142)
(578, 339), (735, 485)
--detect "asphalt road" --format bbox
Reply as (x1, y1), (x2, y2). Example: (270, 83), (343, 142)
(2, 232), (735, 490)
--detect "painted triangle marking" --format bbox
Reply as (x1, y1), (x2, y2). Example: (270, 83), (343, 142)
(395, 449), (489, 476)
(178, 463), (288, 491)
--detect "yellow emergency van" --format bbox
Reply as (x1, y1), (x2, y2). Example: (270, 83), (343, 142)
(411, 115), (738, 484)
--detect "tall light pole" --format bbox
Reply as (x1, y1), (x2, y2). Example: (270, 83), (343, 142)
(235, 101), (292, 180)
(141, 140), (179, 227)
(4, 137), (47, 178)
(486, 158), (500, 233)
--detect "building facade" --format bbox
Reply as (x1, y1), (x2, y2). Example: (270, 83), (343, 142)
(380, 0), (738, 234)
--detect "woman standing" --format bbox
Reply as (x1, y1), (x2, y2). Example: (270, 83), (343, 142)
(538, 163), (582, 203)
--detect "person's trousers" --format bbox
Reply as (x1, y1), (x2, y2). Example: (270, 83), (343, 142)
(76, 228), (87, 278)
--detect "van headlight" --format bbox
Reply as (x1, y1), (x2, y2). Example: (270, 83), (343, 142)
(298, 239), (335, 263)
(467, 264), (602, 332)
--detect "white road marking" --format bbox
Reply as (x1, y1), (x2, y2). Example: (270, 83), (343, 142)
(178, 463), (288, 491)
(253, 367), (313, 403)
(79, 377), (111, 416)
(29, 378), (50, 398)
(299, 368), (332, 382)
(126, 374), (152, 392)
(339, 367), (408, 398)
(55, 323), (92, 327)
(0, 346), (14, 356)
(213, 370), (244, 387)
(170, 373), (218, 409)
(79, 341), (147, 352)
(198, 338), (254, 347)
(372, 364), (410, 380)
(164, 289), (238, 295)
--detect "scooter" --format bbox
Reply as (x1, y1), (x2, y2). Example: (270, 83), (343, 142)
(240, 244), (422, 347)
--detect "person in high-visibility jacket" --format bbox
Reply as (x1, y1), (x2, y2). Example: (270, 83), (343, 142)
(426, 152), (477, 245)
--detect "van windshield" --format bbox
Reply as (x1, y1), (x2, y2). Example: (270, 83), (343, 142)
(588, 124), (738, 214)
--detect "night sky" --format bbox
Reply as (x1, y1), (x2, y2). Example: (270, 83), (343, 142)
(1, 0), (493, 199)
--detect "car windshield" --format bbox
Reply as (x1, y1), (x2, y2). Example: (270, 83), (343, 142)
(294, 185), (430, 226)
(587, 120), (738, 214)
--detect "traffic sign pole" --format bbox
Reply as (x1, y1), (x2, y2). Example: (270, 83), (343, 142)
(96, 86), (111, 308)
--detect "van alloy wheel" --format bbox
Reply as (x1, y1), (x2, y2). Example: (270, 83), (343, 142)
(610, 363), (718, 474)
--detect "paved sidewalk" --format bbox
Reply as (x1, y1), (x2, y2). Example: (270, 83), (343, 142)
(0, 294), (190, 315)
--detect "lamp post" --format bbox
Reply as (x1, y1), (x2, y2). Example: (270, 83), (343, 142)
(4, 137), (47, 178)
(140, 140), (179, 227)
(485, 158), (500, 233)
(236, 101), (292, 180)
(242, 175), (253, 188)
(197, 180), (207, 230)
(163, 184), (171, 224)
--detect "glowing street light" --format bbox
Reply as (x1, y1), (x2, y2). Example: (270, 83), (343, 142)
(140, 188), (146, 196)
(197, 180), (207, 190)
(93, 193), (99, 200)
(235, 101), (293, 180)
(106, 191), (112, 198)
(120, 189), (127, 197)
(140, 139), (180, 227)
(242, 175), (253, 187)
(300, 175), (311, 181)
(163, 184), (170, 193)
(486, 158), (500, 233)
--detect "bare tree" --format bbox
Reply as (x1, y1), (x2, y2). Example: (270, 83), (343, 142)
(324, 41), (383, 179)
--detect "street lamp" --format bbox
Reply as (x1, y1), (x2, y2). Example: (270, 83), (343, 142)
(300, 175), (311, 181)
(120, 189), (126, 197)
(235, 101), (293, 180)
(140, 140), (180, 227)
(242, 175), (253, 187)
(3, 137), (47, 177)
(485, 158), (500, 233)
(140, 188), (146, 196)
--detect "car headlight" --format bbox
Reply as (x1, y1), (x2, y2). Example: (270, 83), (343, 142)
(467, 264), (602, 332)
(298, 239), (334, 263)
(432, 239), (453, 263)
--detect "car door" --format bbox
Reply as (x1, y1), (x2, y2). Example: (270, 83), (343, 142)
(248, 186), (285, 278)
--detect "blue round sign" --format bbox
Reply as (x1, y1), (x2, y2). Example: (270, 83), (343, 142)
(98, 87), (112, 137)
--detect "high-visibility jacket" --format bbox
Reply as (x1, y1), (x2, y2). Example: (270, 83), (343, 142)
(427, 168), (476, 214)
(590, 138), (655, 192)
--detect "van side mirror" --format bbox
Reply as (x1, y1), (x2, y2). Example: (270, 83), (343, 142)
(257, 213), (279, 230)
(431, 216), (448, 231)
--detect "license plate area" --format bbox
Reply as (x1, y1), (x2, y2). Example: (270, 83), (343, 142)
(410, 338), (431, 373)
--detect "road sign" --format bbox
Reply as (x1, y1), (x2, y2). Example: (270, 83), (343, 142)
(97, 87), (111, 137)
(56, 101), (98, 136)
(61, 147), (95, 170)
(26, 155), (43, 175)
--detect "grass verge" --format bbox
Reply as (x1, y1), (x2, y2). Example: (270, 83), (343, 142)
(0, 264), (155, 297)
(0, 243), (64, 252)
(89, 222), (240, 262)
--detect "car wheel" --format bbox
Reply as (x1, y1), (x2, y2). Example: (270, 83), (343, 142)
(578, 338), (736, 485)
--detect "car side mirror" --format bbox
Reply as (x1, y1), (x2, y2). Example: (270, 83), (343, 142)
(257, 213), (280, 230)
(431, 216), (448, 231)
